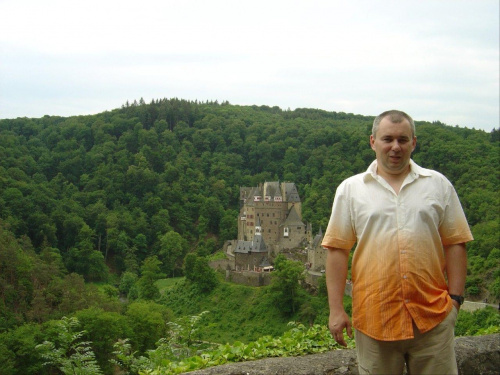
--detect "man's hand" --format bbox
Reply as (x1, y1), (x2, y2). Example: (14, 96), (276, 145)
(328, 308), (353, 347)
(325, 247), (352, 347)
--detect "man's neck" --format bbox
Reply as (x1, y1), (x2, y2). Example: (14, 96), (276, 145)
(377, 166), (411, 195)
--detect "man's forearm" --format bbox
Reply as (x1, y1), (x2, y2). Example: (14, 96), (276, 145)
(325, 247), (350, 311)
(444, 243), (467, 296)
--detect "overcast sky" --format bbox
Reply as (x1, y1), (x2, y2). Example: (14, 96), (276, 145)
(1, 0), (498, 131)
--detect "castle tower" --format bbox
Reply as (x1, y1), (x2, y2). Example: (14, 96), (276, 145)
(255, 217), (262, 236)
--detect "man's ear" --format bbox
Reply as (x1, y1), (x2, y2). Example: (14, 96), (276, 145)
(411, 136), (417, 152)
(370, 135), (376, 151)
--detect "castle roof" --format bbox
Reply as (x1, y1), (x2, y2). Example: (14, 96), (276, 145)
(240, 181), (301, 204)
(263, 181), (281, 198)
(283, 182), (300, 202)
(234, 235), (267, 254)
(312, 227), (324, 248)
(282, 205), (305, 227)
(259, 257), (271, 268)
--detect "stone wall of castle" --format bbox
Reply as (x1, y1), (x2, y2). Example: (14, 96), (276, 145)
(225, 270), (272, 287)
(234, 252), (269, 271)
(308, 245), (327, 272)
(279, 224), (307, 250)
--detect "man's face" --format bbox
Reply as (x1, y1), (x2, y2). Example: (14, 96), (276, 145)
(370, 117), (416, 178)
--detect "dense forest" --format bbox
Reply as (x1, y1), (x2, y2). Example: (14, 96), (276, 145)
(0, 98), (498, 374)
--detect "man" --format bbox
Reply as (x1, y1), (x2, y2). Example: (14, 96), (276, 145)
(322, 110), (473, 374)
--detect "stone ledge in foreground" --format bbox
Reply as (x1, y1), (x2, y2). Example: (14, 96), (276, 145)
(183, 334), (500, 375)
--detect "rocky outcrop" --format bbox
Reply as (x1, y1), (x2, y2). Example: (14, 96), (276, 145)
(455, 334), (499, 375)
(184, 334), (499, 375)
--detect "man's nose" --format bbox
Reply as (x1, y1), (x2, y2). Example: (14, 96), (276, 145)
(391, 141), (401, 150)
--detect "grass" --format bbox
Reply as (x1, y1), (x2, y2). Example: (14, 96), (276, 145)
(157, 276), (333, 345)
(155, 277), (185, 291)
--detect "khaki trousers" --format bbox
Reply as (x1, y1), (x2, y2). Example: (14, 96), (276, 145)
(355, 307), (458, 375)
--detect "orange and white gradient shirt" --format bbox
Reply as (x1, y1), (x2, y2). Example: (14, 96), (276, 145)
(322, 160), (473, 341)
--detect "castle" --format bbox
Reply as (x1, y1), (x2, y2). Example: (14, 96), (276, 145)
(226, 181), (326, 279)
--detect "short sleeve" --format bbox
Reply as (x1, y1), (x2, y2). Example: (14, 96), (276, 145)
(439, 182), (474, 246)
(321, 181), (357, 250)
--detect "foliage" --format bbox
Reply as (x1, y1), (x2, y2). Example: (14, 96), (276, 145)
(270, 255), (307, 316)
(183, 253), (219, 292)
(137, 256), (165, 300)
(125, 301), (174, 353)
(119, 271), (138, 296)
(35, 316), (103, 375)
(0, 100), (498, 331)
(455, 307), (500, 336)
(75, 308), (133, 373)
(112, 310), (214, 374)
(159, 277), (331, 344)
(155, 277), (184, 291)
(0, 99), (498, 373)
(207, 250), (229, 261)
(0, 323), (47, 375)
(112, 319), (353, 375)
(158, 231), (188, 277)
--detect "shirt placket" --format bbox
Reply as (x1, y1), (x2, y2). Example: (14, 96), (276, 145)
(397, 196), (410, 304)
(397, 187), (415, 337)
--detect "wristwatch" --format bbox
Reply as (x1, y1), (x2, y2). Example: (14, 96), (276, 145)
(450, 294), (464, 305)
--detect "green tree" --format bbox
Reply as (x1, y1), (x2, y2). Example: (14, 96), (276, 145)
(183, 253), (197, 282)
(158, 230), (188, 277)
(183, 253), (219, 292)
(137, 256), (165, 300)
(219, 209), (238, 243)
(125, 301), (173, 353)
(75, 308), (133, 373)
(0, 222), (34, 330)
(199, 196), (224, 234)
(0, 323), (46, 375)
(119, 271), (138, 296)
(271, 255), (306, 316)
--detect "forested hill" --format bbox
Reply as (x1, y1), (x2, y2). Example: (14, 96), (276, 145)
(1, 98), (499, 319)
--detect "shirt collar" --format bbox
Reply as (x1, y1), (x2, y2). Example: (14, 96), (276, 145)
(362, 159), (431, 182)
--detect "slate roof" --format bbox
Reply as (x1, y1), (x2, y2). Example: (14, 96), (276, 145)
(259, 257), (272, 268)
(282, 205), (305, 226)
(312, 227), (323, 248)
(263, 181), (281, 198)
(234, 234), (267, 254)
(240, 182), (301, 203)
(283, 182), (301, 202)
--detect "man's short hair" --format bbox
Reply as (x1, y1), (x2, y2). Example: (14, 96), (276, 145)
(372, 110), (415, 138)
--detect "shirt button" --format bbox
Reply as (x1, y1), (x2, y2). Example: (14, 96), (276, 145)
(401, 250), (406, 254)
(403, 275), (407, 279)
(405, 299), (410, 303)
